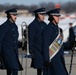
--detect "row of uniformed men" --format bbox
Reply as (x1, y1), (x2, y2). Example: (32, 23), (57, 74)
(0, 7), (75, 75)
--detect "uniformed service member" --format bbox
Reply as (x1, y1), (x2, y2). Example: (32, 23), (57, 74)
(0, 8), (23, 75)
(28, 8), (47, 75)
(42, 8), (75, 75)
(68, 23), (75, 48)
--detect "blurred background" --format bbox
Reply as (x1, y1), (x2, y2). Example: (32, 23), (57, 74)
(0, 0), (76, 17)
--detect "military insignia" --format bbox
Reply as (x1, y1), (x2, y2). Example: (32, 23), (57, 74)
(49, 28), (63, 62)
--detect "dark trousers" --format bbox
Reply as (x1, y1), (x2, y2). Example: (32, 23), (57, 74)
(6, 70), (18, 75)
(37, 69), (42, 75)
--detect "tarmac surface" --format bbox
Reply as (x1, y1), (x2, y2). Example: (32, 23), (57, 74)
(0, 51), (76, 75)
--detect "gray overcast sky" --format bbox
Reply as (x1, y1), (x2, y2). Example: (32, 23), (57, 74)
(0, 0), (75, 5)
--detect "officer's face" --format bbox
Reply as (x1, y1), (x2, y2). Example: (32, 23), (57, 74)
(38, 14), (45, 21)
(53, 15), (60, 24)
(10, 14), (17, 22)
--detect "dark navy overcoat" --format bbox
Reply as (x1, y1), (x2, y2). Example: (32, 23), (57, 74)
(28, 18), (47, 68)
(0, 19), (23, 70)
(42, 22), (75, 75)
